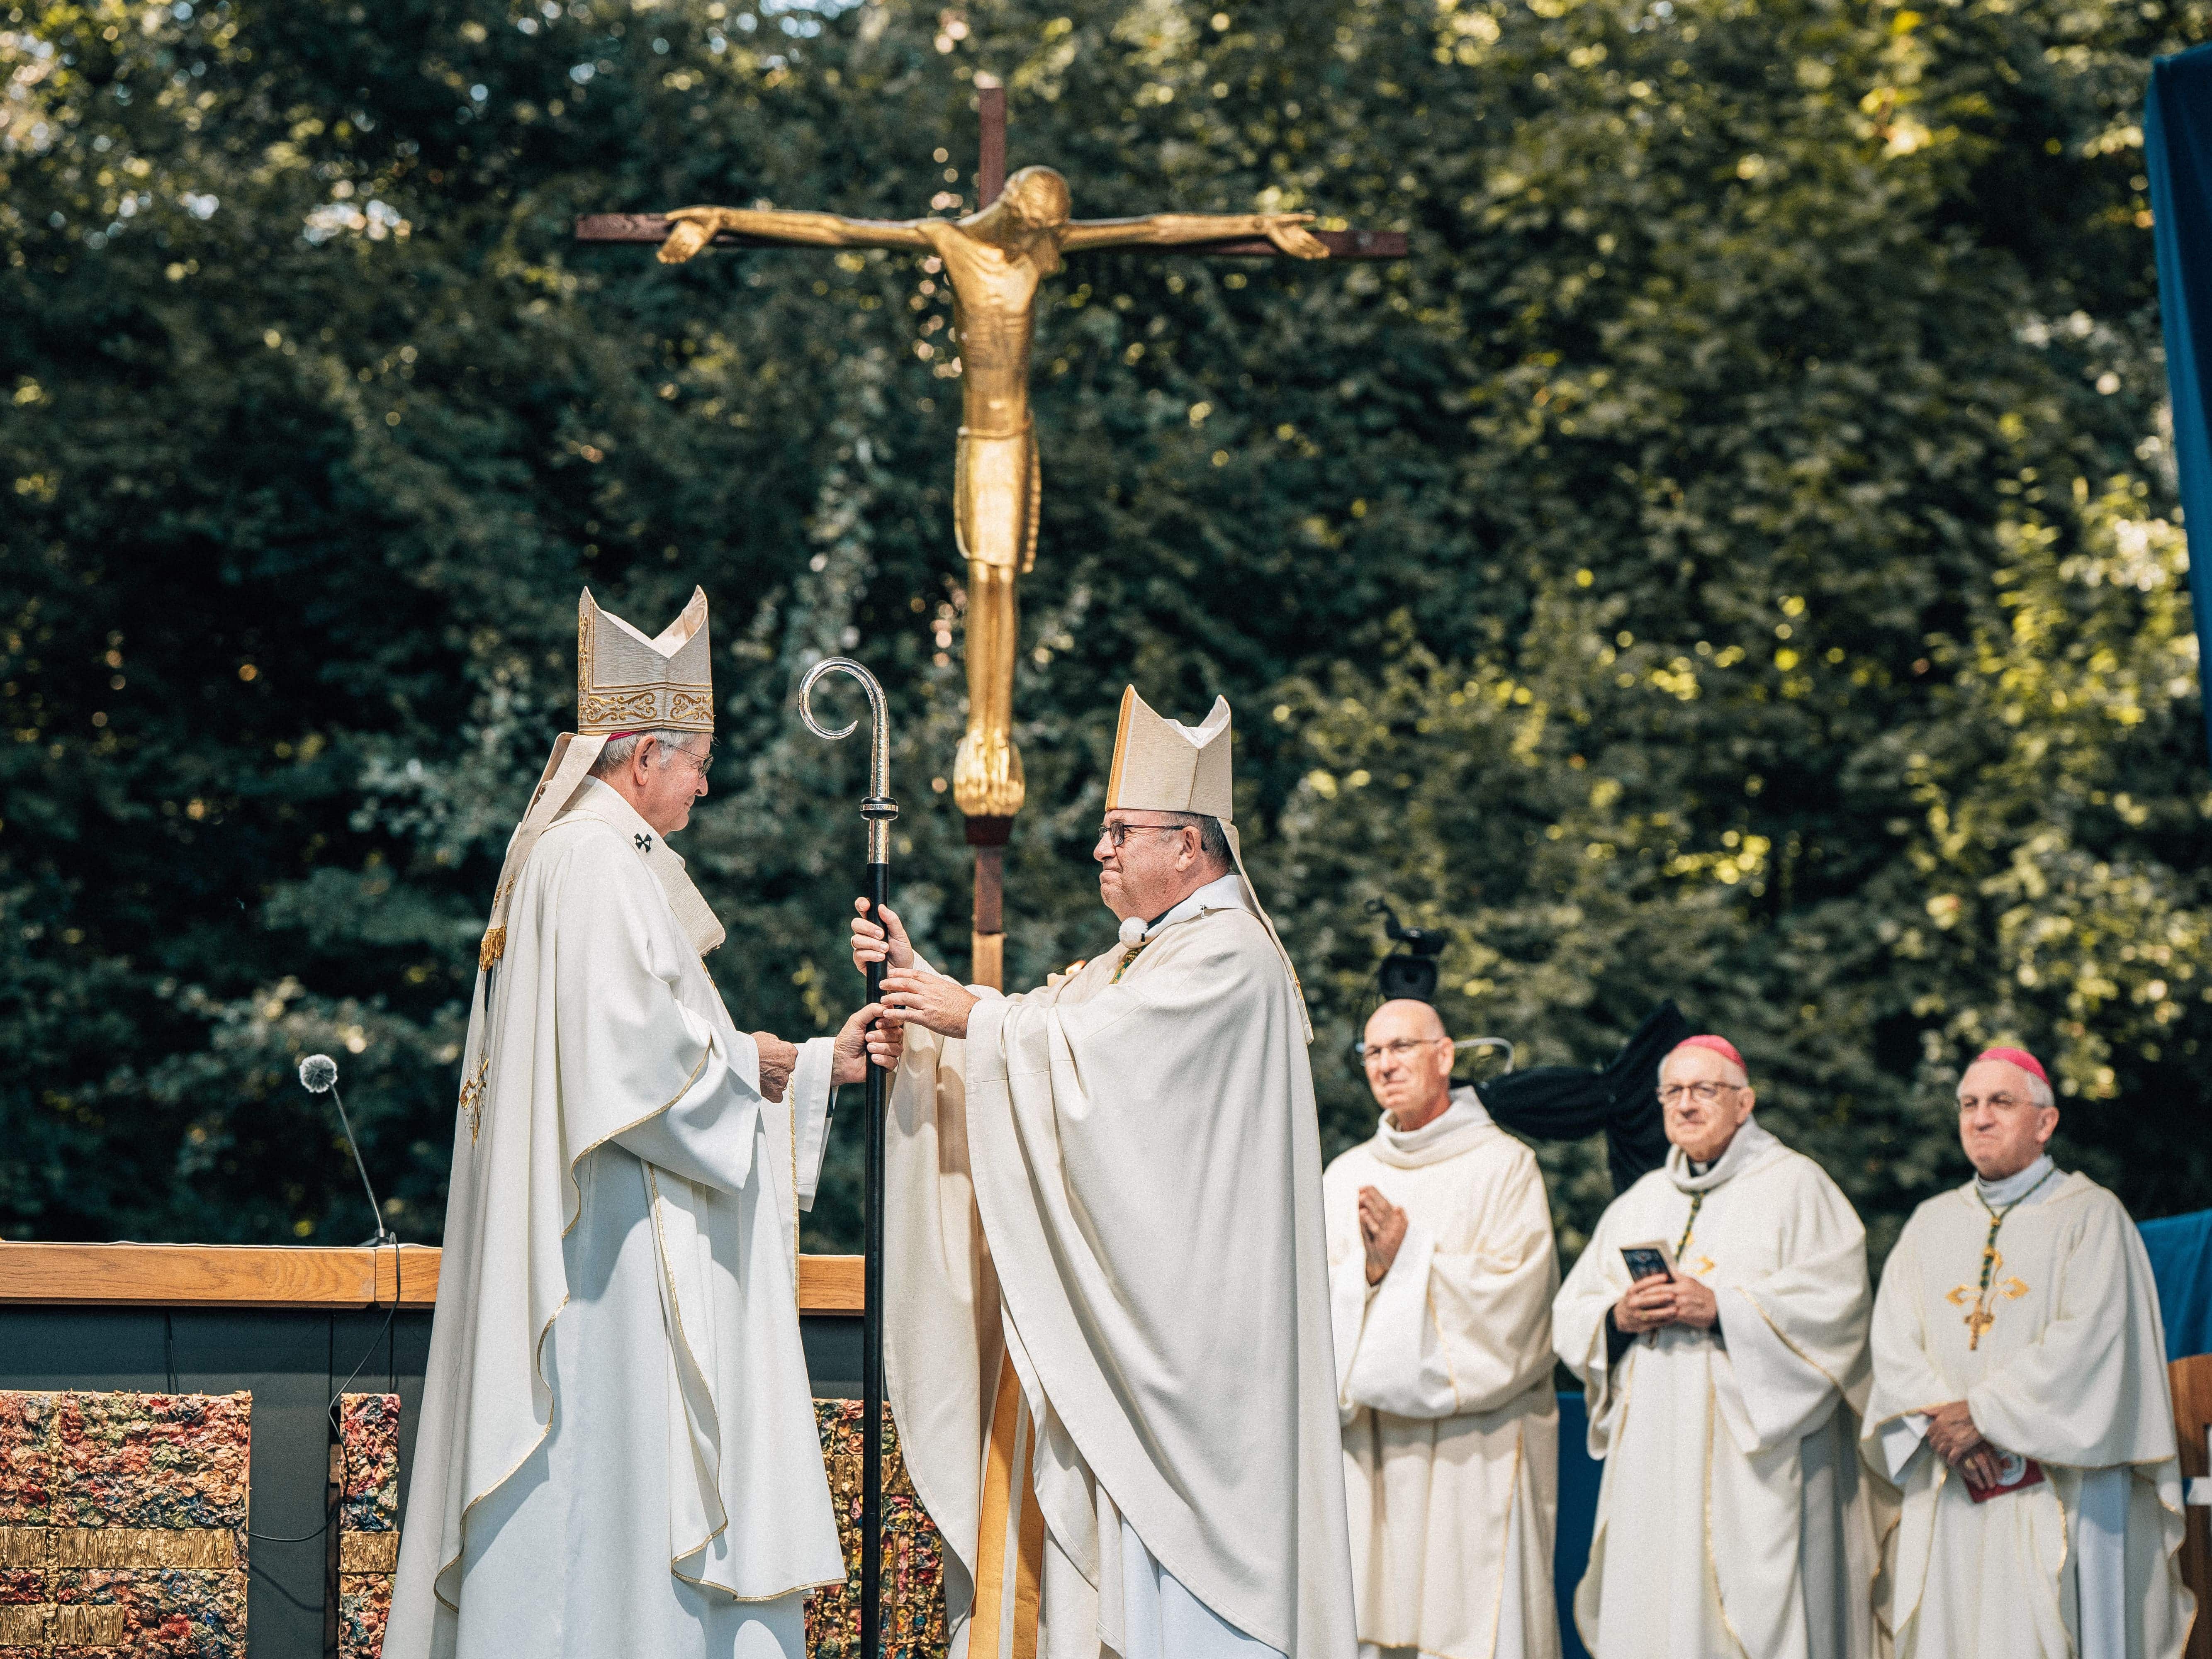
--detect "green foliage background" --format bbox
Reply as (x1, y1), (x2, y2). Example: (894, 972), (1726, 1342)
(3, 0), (2206, 1258)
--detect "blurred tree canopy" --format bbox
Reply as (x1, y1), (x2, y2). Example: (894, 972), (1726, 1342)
(1, 0), (2205, 1258)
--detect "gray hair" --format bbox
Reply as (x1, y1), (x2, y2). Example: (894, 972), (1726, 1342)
(1159, 810), (1233, 869)
(2021, 1070), (2056, 1111)
(589, 729), (696, 778)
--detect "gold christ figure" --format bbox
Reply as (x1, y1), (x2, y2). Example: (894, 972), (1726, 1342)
(652, 168), (1327, 818)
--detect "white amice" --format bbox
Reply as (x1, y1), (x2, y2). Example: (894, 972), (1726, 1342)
(1863, 1166), (2194, 1659)
(1324, 1089), (1561, 1659)
(387, 779), (846, 1659)
(1553, 1117), (1880, 1659)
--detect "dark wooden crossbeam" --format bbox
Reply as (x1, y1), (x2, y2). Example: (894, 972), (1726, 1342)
(573, 212), (1407, 260)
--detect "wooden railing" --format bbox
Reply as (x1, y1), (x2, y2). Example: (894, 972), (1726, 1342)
(0, 1243), (864, 1314)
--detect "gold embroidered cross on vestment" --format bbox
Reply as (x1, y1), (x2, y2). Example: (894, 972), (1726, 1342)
(1949, 1167), (2055, 1349)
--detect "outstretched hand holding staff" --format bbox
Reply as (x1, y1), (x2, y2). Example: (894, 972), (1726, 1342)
(852, 900), (980, 1039)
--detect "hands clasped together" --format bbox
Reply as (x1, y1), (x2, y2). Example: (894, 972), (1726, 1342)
(1358, 1187), (1409, 1286)
(1920, 1399), (2009, 1490)
(748, 997), (903, 1102)
(1612, 1271), (1721, 1334)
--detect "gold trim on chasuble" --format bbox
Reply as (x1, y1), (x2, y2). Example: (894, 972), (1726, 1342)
(968, 1356), (1045, 1659)
(1701, 1391), (1755, 1659)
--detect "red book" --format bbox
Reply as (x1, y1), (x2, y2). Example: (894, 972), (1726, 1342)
(1965, 1451), (2046, 1503)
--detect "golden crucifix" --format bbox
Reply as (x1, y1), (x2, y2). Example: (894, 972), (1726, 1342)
(579, 80), (1403, 983)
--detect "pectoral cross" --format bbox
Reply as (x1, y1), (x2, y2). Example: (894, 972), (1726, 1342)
(577, 78), (1405, 992)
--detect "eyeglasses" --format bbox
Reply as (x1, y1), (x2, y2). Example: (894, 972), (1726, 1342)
(658, 743), (715, 777)
(1360, 1037), (1449, 1066)
(1098, 821), (1188, 849)
(1658, 1081), (1742, 1107)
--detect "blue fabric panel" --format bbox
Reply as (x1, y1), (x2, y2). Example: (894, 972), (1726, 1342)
(2147, 46), (2212, 759)
(2140, 1207), (2212, 1359)
(1555, 1391), (1600, 1659)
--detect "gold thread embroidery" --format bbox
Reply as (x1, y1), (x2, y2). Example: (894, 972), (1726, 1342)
(457, 1054), (490, 1144)
(1703, 1387), (1755, 1659)
(1736, 1287), (1849, 1395)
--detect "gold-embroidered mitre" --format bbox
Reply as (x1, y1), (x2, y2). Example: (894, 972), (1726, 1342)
(1105, 687), (1234, 821)
(473, 587), (724, 973)
(577, 585), (715, 735)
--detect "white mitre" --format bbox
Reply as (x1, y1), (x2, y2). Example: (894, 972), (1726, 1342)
(1105, 685), (1312, 1039)
(476, 586), (718, 970)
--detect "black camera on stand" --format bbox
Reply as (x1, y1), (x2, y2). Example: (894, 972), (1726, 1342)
(1367, 899), (1450, 1004)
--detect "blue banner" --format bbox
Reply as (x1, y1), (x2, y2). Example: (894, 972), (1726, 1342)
(2147, 46), (2212, 759)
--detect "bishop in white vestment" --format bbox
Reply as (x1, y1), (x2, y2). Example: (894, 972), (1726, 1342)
(1864, 1046), (2193, 1659)
(854, 688), (1358, 1659)
(386, 589), (892, 1659)
(1553, 1034), (1879, 1659)
(1325, 997), (1560, 1659)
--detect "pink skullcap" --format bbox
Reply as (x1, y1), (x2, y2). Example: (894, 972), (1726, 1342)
(1670, 1034), (1745, 1071)
(1976, 1046), (2049, 1087)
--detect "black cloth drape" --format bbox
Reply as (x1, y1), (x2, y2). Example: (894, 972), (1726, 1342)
(1474, 1000), (1689, 1193)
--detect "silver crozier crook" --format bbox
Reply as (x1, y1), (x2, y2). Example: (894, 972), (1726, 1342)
(796, 655), (897, 1657)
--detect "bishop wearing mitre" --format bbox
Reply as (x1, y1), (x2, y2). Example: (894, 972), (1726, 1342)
(1864, 1046), (2193, 1659)
(849, 688), (1357, 1659)
(387, 588), (894, 1659)
(1553, 1034), (1879, 1659)
(1325, 997), (1561, 1659)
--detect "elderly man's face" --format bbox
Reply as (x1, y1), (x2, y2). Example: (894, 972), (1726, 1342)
(1362, 999), (1455, 1132)
(1956, 1058), (2059, 1181)
(1093, 811), (1206, 921)
(635, 737), (712, 836)
(1658, 1045), (1755, 1165)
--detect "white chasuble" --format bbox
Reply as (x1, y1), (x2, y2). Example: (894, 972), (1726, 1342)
(1324, 1089), (1562, 1659)
(1552, 1117), (1879, 1659)
(1863, 1168), (2193, 1659)
(882, 875), (1358, 1659)
(387, 779), (847, 1659)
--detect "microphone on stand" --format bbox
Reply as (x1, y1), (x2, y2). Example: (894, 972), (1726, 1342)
(298, 1054), (393, 1248)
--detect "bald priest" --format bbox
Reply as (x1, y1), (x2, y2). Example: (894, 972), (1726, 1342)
(1326, 998), (1561, 1659)
(1553, 1034), (1880, 1659)
(1864, 1045), (2193, 1659)
(850, 688), (1356, 1659)
(387, 589), (896, 1659)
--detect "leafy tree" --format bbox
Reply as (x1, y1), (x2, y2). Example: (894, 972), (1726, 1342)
(1, 0), (2203, 1256)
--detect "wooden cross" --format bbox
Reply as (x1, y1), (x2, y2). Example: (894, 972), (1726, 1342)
(578, 79), (1404, 998)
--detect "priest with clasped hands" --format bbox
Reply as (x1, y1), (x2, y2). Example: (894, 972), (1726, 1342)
(1863, 1046), (2193, 1659)
(1553, 1034), (1879, 1659)
(850, 688), (1356, 1659)
(1325, 998), (1561, 1659)
(388, 588), (899, 1659)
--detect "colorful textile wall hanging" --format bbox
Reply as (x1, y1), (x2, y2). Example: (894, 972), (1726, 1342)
(0, 1390), (250, 1657)
(805, 1401), (948, 1659)
(336, 1394), (400, 1659)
